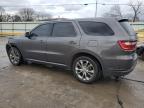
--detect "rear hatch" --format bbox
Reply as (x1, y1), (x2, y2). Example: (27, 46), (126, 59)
(118, 19), (137, 52)
(119, 19), (137, 40)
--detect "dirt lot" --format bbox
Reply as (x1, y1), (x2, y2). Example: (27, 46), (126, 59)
(0, 37), (144, 108)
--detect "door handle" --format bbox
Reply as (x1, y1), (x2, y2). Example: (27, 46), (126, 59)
(69, 41), (77, 45)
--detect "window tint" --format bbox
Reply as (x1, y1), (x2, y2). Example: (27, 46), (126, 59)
(52, 22), (76, 37)
(79, 21), (114, 36)
(31, 23), (53, 36)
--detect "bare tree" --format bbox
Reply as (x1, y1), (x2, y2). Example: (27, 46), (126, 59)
(3, 14), (13, 22)
(124, 13), (134, 21)
(19, 8), (35, 21)
(111, 5), (123, 18)
(12, 15), (21, 22)
(129, 0), (143, 22)
(103, 5), (123, 18)
(0, 6), (5, 22)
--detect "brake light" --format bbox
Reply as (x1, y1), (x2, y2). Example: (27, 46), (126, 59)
(118, 40), (137, 51)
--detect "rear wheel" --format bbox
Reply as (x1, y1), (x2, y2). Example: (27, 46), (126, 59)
(72, 56), (100, 83)
(8, 47), (22, 66)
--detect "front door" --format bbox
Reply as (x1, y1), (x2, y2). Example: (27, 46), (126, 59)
(21, 23), (53, 61)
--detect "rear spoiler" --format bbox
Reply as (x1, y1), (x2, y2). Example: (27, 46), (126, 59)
(118, 19), (129, 22)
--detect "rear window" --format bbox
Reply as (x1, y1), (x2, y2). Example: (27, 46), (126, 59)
(79, 21), (114, 36)
(119, 21), (136, 36)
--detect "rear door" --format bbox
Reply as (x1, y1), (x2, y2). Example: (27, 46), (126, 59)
(45, 21), (81, 65)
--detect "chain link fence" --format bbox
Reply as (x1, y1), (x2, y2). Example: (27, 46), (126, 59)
(0, 22), (144, 42)
(0, 22), (40, 36)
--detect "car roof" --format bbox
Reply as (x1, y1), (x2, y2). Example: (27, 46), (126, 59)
(44, 17), (114, 21)
(41, 17), (128, 25)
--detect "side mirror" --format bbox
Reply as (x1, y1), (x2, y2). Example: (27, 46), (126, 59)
(25, 32), (30, 38)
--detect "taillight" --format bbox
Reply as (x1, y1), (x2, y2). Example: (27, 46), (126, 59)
(118, 40), (137, 51)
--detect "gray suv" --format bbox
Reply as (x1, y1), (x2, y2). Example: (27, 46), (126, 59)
(6, 18), (137, 83)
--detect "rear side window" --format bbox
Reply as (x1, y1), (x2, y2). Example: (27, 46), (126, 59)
(52, 22), (76, 37)
(79, 21), (114, 36)
(119, 21), (136, 36)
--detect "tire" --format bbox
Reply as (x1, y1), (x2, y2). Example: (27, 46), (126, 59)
(8, 47), (22, 66)
(72, 56), (100, 83)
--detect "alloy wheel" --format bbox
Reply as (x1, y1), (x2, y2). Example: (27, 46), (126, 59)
(9, 48), (20, 65)
(75, 60), (95, 81)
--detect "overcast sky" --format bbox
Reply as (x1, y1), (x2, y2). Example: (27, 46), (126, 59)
(0, 0), (141, 18)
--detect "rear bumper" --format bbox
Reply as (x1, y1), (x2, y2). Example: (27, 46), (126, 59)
(103, 53), (137, 77)
(107, 61), (137, 77)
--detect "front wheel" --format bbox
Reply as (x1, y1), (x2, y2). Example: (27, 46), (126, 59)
(8, 47), (22, 66)
(72, 56), (100, 83)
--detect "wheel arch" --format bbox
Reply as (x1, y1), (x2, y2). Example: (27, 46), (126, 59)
(6, 43), (23, 58)
(6, 43), (19, 53)
(70, 52), (104, 75)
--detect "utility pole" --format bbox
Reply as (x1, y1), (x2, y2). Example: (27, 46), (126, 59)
(95, 0), (98, 17)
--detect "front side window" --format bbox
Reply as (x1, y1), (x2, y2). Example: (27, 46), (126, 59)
(52, 22), (76, 37)
(79, 21), (114, 36)
(31, 23), (53, 36)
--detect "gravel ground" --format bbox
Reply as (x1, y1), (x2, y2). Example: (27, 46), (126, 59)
(0, 37), (144, 108)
